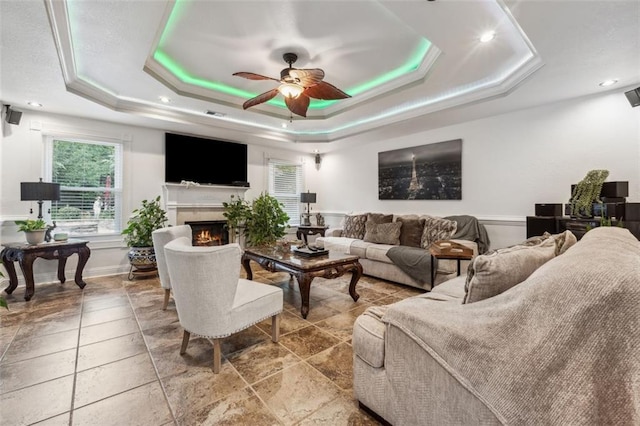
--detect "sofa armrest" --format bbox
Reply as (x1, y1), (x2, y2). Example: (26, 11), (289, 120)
(325, 227), (343, 237)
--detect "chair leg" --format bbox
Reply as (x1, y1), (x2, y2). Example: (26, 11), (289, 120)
(212, 338), (221, 373)
(162, 289), (171, 310)
(271, 313), (281, 343)
(180, 330), (190, 355)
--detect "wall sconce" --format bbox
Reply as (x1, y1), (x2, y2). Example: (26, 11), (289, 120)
(314, 150), (322, 170)
(21, 178), (61, 219)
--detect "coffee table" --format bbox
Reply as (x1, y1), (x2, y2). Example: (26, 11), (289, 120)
(429, 240), (474, 286)
(241, 246), (362, 319)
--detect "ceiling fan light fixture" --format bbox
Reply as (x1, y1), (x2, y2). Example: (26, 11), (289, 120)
(278, 83), (303, 99)
(479, 31), (496, 43)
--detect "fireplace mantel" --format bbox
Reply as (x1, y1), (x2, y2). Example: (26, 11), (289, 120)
(162, 183), (250, 226)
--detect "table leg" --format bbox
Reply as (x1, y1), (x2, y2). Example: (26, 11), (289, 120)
(457, 259), (461, 276)
(241, 256), (254, 280)
(18, 254), (36, 301)
(295, 273), (313, 319)
(430, 255), (435, 287)
(58, 256), (68, 284)
(1, 250), (19, 295)
(348, 262), (363, 302)
(74, 245), (90, 289)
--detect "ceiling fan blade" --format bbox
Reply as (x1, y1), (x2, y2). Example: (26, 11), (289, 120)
(233, 72), (279, 82)
(289, 69), (325, 88)
(303, 81), (351, 100)
(284, 94), (310, 117)
(242, 88), (279, 110)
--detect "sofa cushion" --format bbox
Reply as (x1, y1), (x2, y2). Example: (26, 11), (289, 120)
(420, 216), (458, 249)
(350, 239), (374, 258)
(463, 238), (557, 304)
(396, 217), (425, 247)
(363, 221), (402, 245)
(365, 244), (396, 264)
(343, 214), (368, 239)
(367, 213), (394, 224)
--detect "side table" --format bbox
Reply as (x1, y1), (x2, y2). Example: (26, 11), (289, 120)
(1, 239), (90, 301)
(296, 226), (329, 245)
(429, 240), (474, 286)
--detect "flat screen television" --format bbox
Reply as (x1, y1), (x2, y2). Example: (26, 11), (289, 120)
(165, 133), (248, 186)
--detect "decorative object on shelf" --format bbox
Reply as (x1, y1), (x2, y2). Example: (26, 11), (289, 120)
(15, 219), (48, 245)
(20, 178), (61, 219)
(122, 196), (168, 279)
(223, 192), (289, 247)
(378, 139), (462, 200)
(315, 212), (325, 226)
(53, 232), (69, 241)
(569, 169), (609, 218)
(300, 191), (316, 226)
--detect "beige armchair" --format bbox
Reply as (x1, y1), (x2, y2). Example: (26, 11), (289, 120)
(163, 237), (283, 373)
(152, 225), (192, 310)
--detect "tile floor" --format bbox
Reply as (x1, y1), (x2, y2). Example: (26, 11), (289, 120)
(0, 266), (423, 425)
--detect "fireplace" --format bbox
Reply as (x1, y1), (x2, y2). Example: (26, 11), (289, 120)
(185, 220), (229, 246)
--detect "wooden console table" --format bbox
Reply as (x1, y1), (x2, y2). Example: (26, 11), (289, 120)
(1, 239), (90, 301)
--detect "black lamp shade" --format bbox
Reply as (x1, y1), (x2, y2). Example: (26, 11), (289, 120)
(300, 192), (316, 204)
(21, 181), (61, 201)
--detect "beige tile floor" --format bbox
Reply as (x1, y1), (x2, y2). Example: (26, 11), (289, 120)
(0, 266), (422, 425)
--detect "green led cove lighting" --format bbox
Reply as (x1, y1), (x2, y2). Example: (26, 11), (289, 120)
(154, 1), (431, 111)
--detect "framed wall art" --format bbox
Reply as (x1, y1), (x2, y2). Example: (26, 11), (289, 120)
(378, 139), (462, 200)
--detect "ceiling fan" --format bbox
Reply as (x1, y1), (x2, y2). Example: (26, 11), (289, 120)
(233, 53), (350, 117)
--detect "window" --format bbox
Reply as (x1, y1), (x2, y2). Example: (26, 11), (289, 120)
(268, 159), (303, 226)
(45, 137), (123, 236)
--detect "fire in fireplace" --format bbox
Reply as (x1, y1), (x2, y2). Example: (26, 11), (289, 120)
(185, 220), (229, 246)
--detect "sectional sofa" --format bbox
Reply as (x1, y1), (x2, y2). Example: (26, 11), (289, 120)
(352, 227), (640, 425)
(316, 213), (489, 290)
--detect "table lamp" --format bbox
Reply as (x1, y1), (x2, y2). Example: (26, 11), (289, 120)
(300, 191), (316, 226)
(21, 178), (61, 219)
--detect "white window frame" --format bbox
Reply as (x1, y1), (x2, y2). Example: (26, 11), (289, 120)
(267, 158), (304, 227)
(43, 135), (124, 237)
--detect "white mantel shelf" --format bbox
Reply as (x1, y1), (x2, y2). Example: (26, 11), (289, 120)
(162, 183), (250, 225)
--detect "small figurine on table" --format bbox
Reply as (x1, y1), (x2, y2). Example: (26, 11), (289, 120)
(316, 213), (325, 226)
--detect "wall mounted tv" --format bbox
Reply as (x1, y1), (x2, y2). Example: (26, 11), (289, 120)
(165, 133), (248, 186)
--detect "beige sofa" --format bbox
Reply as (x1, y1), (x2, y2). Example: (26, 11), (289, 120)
(352, 227), (640, 425)
(316, 214), (486, 290)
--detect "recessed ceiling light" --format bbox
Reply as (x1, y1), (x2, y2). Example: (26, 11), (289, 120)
(599, 79), (618, 87)
(158, 96), (172, 103)
(313, 149), (320, 153)
(479, 31), (496, 43)
(27, 101), (43, 107)
(281, 123), (288, 128)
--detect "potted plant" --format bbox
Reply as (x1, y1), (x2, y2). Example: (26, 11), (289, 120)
(223, 192), (290, 247)
(569, 169), (609, 218)
(122, 196), (168, 276)
(244, 192), (290, 247)
(222, 195), (250, 243)
(15, 219), (48, 245)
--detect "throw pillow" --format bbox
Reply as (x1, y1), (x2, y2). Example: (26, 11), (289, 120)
(463, 238), (557, 304)
(396, 216), (426, 247)
(367, 213), (393, 224)
(363, 221), (402, 245)
(420, 216), (458, 249)
(343, 214), (368, 239)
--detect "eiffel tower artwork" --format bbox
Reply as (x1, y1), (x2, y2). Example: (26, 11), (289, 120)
(408, 153), (421, 199)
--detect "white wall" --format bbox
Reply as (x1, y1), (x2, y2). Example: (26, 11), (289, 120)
(307, 90), (640, 248)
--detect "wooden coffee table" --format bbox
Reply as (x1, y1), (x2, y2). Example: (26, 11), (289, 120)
(242, 246), (363, 319)
(429, 240), (474, 286)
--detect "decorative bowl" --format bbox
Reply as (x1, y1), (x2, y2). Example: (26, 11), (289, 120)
(53, 233), (69, 241)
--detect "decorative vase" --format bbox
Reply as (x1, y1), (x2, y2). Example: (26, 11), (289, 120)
(25, 230), (46, 245)
(127, 246), (157, 271)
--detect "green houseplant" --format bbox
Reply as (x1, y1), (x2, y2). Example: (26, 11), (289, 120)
(222, 195), (251, 243)
(122, 196), (168, 276)
(569, 169), (609, 218)
(223, 192), (290, 247)
(15, 219), (48, 245)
